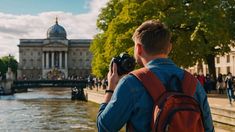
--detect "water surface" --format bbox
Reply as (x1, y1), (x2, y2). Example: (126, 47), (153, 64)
(0, 88), (99, 132)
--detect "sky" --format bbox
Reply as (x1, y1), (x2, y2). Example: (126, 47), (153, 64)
(0, 0), (108, 60)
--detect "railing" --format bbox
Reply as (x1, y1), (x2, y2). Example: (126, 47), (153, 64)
(12, 80), (87, 89)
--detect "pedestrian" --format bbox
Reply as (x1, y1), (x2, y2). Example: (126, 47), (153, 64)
(197, 71), (205, 87)
(204, 74), (212, 94)
(225, 72), (235, 104)
(87, 75), (93, 90)
(101, 78), (107, 89)
(217, 73), (224, 94)
(97, 20), (214, 131)
(98, 78), (102, 89)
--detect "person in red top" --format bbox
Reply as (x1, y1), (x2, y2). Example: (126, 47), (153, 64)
(197, 71), (205, 87)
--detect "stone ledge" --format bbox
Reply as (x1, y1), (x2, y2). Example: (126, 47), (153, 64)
(211, 106), (235, 118)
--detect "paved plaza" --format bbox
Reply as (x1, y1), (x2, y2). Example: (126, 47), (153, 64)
(208, 94), (235, 111)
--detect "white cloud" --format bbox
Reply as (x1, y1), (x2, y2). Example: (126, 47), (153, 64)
(0, 0), (108, 61)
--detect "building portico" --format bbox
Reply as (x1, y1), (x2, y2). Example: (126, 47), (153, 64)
(41, 42), (69, 79)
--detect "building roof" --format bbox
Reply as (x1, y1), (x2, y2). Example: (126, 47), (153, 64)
(47, 18), (67, 39)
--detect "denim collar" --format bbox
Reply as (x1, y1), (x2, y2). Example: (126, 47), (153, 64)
(146, 58), (176, 68)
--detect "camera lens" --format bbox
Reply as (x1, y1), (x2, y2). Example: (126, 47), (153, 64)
(111, 53), (135, 76)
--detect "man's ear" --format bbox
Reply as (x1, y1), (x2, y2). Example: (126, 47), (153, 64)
(136, 43), (143, 55)
(167, 43), (172, 54)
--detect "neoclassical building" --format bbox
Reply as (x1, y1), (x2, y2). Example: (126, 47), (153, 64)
(187, 47), (235, 76)
(18, 19), (92, 80)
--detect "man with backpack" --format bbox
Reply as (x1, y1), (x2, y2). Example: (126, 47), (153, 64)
(97, 20), (214, 132)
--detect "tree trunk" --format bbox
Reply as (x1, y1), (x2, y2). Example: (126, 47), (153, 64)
(201, 32), (216, 80)
(205, 54), (216, 81)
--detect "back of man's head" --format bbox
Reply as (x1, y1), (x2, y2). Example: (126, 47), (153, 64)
(132, 20), (171, 55)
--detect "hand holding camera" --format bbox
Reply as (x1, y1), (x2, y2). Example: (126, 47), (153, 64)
(111, 53), (136, 76)
(107, 53), (136, 91)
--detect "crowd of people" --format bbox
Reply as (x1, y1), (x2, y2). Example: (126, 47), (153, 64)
(195, 72), (235, 104)
(87, 75), (108, 90)
(195, 72), (215, 94)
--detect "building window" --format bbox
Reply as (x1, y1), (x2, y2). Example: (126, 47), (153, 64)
(227, 55), (230, 63)
(227, 66), (230, 73)
(216, 57), (220, 64)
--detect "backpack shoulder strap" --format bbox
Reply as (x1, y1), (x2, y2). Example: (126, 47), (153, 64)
(130, 67), (165, 102)
(182, 70), (198, 96)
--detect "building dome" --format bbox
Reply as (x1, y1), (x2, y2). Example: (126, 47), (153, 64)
(47, 18), (67, 39)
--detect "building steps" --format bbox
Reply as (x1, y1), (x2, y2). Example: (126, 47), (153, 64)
(211, 106), (235, 126)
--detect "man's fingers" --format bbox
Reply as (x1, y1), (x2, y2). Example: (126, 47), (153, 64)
(109, 62), (112, 73)
(112, 63), (118, 76)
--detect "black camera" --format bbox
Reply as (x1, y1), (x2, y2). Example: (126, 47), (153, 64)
(111, 53), (136, 76)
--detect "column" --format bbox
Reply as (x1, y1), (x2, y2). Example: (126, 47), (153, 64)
(46, 52), (49, 69)
(42, 52), (44, 69)
(52, 52), (54, 68)
(59, 52), (62, 69)
(65, 52), (68, 69)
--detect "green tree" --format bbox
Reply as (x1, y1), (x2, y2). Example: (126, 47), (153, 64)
(90, 0), (125, 77)
(0, 59), (5, 77)
(90, 0), (235, 79)
(0, 55), (18, 76)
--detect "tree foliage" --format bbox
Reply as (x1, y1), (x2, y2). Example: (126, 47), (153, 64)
(0, 55), (18, 78)
(90, 0), (235, 78)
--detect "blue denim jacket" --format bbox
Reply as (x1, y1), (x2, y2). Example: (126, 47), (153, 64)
(97, 58), (214, 132)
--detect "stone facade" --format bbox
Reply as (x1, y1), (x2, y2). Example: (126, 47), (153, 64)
(18, 19), (92, 80)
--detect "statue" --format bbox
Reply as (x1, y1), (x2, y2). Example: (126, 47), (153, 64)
(6, 67), (14, 80)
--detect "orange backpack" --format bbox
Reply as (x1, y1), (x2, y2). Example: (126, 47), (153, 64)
(131, 68), (205, 132)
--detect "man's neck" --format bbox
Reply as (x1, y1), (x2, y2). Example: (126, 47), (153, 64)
(142, 54), (168, 67)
